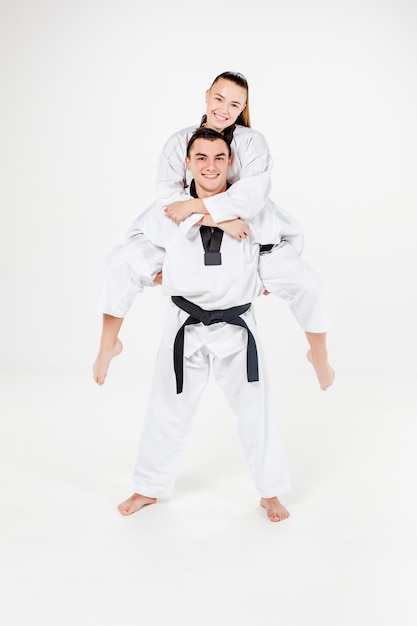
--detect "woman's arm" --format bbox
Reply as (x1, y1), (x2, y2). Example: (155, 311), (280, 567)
(164, 128), (274, 230)
(155, 127), (196, 208)
(202, 129), (273, 223)
(156, 127), (274, 237)
(197, 215), (251, 240)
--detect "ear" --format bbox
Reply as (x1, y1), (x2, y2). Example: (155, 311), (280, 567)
(205, 88), (210, 103)
(185, 156), (191, 171)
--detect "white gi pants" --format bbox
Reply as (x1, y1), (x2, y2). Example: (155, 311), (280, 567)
(259, 242), (331, 333)
(95, 223), (164, 318)
(133, 319), (291, 499)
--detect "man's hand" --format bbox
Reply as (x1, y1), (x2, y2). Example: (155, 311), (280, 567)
(153, 271), (163, 285)
(165, 199), (206, 224)
(217, 218), (250, 241)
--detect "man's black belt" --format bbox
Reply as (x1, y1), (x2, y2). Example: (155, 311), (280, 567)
(171, 296), (259, 394)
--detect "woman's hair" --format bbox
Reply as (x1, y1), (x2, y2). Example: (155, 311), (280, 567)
(200, 71), (251, 143)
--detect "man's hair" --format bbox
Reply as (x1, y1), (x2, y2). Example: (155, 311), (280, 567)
(186, 127), (231, 158)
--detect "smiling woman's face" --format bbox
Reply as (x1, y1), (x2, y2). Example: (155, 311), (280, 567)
(204, 78), (247, 133)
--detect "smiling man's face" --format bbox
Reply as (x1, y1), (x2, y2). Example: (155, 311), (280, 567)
(185, 137), (232, 198)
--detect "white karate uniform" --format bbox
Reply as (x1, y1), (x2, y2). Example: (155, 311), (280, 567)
(156, 124), (274, 224)
(96, 124), (330, 332)
(129, 202), (292, 498)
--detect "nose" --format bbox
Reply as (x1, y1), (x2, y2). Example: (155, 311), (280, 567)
(221, 101), (236, 118)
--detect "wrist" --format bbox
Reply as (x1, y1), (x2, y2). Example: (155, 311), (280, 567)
(193, 198), (208, 215)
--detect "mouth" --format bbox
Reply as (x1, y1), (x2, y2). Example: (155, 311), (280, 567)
(213, 113), (228, 123)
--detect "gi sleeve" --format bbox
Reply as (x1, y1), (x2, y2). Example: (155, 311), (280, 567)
(201, 130), (273, 224)
(155, 130), (193, 208)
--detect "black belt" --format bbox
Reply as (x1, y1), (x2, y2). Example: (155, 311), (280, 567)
(171, 296), (259, 394)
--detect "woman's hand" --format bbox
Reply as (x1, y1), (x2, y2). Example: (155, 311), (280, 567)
(217, 218), (250, 241)
(165, 199), (205, 224)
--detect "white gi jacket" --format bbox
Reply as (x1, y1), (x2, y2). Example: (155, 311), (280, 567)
(96, 126), (328, 331)
(155, 125), (304, 254)
(129, 199), (284, 359)
(130, 204), (294, 498)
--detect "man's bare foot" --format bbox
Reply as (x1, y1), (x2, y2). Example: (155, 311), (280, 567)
(307, 349), (335, 390)
(117, 493), (157, 516)
(93, 338), (123, 385)
(260, 497), (290, 522)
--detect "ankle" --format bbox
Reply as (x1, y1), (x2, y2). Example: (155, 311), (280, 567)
(99, 337), (120, 351)
(309, 348), (328, 363)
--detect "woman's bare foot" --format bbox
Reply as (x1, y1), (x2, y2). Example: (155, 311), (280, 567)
(307, 349), (335, 390)
(260, 497), (290, 522)
(93, 338), (123, 385)
(117, 493), (157, 516)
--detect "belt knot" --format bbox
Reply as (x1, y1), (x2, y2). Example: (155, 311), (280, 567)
(200, 311), (214, 325)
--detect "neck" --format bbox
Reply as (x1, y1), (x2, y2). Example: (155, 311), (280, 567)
(194, 182), (228, 199)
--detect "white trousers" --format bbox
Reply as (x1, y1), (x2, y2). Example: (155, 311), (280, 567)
(259, 242), (331, 333)
(95, 229), (164, 319)
(133, 325), (291, 499)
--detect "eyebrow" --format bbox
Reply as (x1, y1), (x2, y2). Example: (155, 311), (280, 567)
(213, 91), (243, 106)
(194, 151), (228, 158)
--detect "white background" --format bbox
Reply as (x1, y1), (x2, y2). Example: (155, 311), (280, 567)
(1, 3), (417, 625)
(1, 0), (416, 374)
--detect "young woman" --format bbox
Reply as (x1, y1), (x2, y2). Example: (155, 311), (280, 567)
(93, 71), (334, 391)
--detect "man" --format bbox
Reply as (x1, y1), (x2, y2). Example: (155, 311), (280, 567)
(116, 127), (295, 522)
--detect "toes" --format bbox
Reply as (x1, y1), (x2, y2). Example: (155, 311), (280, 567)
(117, 501), (131, 513)
(267, 509), (289, 522)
